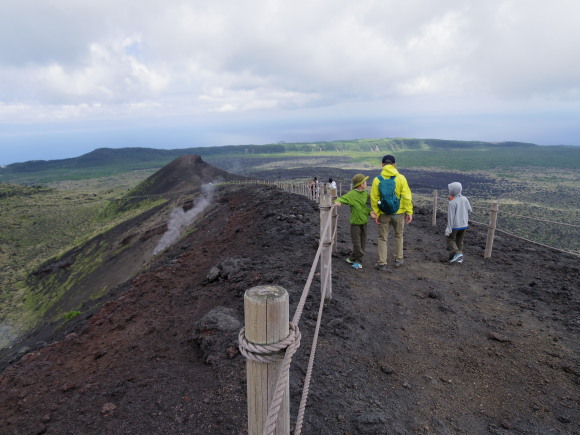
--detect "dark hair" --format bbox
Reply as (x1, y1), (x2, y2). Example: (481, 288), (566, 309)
(382, 154), (396, 164)
(328, 178), (333, 183)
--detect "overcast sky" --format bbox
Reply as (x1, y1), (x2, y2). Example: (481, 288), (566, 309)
(1, 0), (579, 165)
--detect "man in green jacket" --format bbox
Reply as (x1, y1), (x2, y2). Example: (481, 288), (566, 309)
(370, 155), (413, 271)
(335, 174), (375, 270)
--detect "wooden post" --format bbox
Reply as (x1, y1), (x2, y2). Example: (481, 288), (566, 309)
(244, 285), (290, 434)
(484, 202), (499, 258)
(329, 188), (338, 252)
(320, 194), (333, 301)
(432, 190), (438, 226)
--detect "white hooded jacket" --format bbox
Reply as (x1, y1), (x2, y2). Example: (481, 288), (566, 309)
(445, 182), (472, 236)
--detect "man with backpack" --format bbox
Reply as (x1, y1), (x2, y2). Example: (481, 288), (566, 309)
(370, 155), (413, 271)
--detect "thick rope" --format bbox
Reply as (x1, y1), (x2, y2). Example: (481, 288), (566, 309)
(261, 206), (335, 434)
(470, 220), (580, 256)
(237, 201), (335, 435)
(293, 246), (332, 435)
(496, 211), (580, 227)
(238, 323), (301, 364)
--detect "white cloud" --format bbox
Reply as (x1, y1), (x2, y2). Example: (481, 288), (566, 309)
(0, 0), (579, 162)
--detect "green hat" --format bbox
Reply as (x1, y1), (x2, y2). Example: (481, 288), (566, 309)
(352, 174), (369, 188)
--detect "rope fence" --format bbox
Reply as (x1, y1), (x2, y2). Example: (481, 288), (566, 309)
(238, 188), (339, 434)
(415, 189), (579, 257)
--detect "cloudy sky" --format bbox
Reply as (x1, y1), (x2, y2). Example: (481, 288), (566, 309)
(1, 0), (579, 165)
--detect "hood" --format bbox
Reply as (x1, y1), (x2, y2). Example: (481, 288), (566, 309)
(448, 182), (462, 196)
(380, 164), (400, 178)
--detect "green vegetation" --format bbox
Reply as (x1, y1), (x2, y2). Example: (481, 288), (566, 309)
(63, 311), (81, 321)
(0, 171), (165, 347)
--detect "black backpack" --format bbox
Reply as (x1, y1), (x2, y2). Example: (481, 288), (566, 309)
(377, 175), (400, 215)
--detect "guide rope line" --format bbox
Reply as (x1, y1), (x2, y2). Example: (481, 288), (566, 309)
(237, 199), (335, 435)
(262, 206), (335, 435)
(416, 194), (578, 228)
(294, 240), (333, 435)
(495, 211), (580, 228)
(469, 220), (580, 257)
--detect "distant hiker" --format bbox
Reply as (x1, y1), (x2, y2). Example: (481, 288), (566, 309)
(370, 155), (413, 271)
(335, 174), (375, 270)
(309, 177), (319, 200)
(445, 182), (472, 263)
(309, 177), (318, 190)
(327, 178), (337, 190)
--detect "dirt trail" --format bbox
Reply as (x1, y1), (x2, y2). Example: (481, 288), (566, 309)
(0, 183), (578, 434)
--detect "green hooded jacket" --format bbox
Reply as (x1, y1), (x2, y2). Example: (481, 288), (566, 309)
(336, 189), (372, 225)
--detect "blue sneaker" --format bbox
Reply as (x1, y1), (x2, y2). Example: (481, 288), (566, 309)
(450, 253), (464, 263)
(352, 262), (363, 269)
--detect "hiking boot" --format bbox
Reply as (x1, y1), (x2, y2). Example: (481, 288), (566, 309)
(450, 253), (464, 263)
(352, 262), (363, 269)
(374, 264), (388, 272)
(346, 257), (354, 264)
(394, 258), (404, 268)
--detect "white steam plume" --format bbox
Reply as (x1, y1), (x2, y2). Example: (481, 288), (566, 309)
(153, 183), (215, 254)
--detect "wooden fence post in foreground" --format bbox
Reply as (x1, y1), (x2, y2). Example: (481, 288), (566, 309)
(244, 285), (290, 434)
(320, 194), (333, 301)
(432, 190), (438, 226)
(484, 202), (499, 258)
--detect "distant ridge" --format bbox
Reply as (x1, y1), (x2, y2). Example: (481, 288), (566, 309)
(0, 139), (542, 171)
(102, 155), (244, 216)
(2, 138), (578, 184)
(130, 154), (239, 197)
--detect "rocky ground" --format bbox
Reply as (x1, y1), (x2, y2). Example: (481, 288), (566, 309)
(0, 182), (578, 434)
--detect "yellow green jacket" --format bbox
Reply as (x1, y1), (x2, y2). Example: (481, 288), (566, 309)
(370, 165), (413, 216)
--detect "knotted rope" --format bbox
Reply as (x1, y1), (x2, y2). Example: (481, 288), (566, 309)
(238, 322), (302, 364)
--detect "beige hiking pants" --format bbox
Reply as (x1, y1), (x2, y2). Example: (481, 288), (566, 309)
(377, 213), (405, 265)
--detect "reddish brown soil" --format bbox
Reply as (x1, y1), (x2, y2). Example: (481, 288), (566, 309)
(1, 182), (578, 434)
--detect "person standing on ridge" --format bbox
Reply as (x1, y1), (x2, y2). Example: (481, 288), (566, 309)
(309, 177), (319, 200)
(445, 182), (472, 263)
(370, 155), (413, 271)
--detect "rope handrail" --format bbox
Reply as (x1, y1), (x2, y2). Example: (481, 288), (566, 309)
(294, 258), (331, 435)
(496, 211), (580, 228)
(468, 220), (579, 256)
(246, 202), (335, 435)
(494, 226), (579, 256)
(414, 193), (578, 228)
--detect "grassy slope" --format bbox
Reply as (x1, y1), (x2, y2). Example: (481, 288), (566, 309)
(0, 172), (161, 347)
